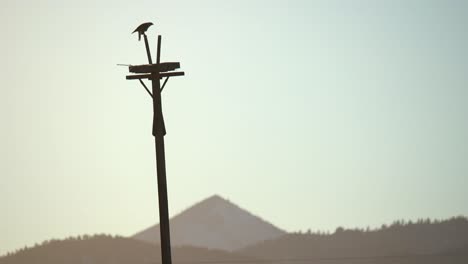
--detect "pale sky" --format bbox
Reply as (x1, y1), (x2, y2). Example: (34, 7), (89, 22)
(1, 0), (467, 256)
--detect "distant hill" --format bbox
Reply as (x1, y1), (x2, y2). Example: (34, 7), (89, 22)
(133, 195), (286, 251)
(238, 216), (468, 263)
(3, 193), (468, 264)
(0, 235), (250, 264)
(3, 218), (468, 264)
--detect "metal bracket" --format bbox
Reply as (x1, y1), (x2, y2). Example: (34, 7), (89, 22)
(138, 76), (170, 98)
(139, 79), (153, 98)
(160, 77), (170, 92)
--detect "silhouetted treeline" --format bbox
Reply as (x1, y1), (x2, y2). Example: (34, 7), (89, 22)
(2, 217), (468, 264)
(0, 235), (250, 264)
(239, 216), (468, 263)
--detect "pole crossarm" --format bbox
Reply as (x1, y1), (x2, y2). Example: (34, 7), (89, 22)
(126, 71), (185, 80)
(129, 62), (180, 73)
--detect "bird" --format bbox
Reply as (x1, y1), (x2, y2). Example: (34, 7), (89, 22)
(132, 22), (154, 41)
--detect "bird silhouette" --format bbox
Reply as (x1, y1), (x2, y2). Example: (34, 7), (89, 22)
(132, 22), (154, 41)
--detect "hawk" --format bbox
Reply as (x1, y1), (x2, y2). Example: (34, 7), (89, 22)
(132, 22), (154, 41)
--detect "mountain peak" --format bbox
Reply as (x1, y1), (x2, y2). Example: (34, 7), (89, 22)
(207, 194), (224, 200)
(133, 194), (286, 251)
(201, 194), (227, 204)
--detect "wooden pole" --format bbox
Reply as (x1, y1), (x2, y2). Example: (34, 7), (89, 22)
(126, 27), (184, 264)
(152, 76), (172, 264)
(131, 34), (175, 264)
(150, 35), (172, 264)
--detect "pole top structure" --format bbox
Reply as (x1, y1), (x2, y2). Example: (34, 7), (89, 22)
(125, 22), (185, 136)
(126, 23), (184, 138)
(126, 22), (184, 82)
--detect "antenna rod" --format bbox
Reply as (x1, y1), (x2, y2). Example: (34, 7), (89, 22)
(144, 34), (153, 64)
(157, 35), (162, 64)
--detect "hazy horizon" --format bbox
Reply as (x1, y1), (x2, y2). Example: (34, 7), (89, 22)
(2, 0), (468, 256)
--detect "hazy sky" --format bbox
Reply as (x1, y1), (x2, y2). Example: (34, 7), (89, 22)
(1, 0), (468, 256)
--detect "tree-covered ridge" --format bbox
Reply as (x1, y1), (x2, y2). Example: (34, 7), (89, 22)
(2, 216), (467, 264)
(0, 234), (248, 264)
(239, 216), (468, 259)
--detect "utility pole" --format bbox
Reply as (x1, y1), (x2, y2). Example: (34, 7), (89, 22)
(125, 22), (184, 264)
